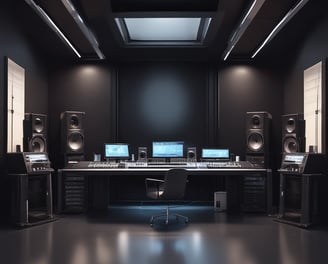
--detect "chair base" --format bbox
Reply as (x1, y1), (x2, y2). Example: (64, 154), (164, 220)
(150, 207), (189, 226)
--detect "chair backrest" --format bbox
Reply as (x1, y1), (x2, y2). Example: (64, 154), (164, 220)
(161, 169), (188, 200)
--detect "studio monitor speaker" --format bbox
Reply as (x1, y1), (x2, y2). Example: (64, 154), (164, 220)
(282, 113), (305, 153)
(61, 111), (85, 155)
(23, 113), (47, 152)
(246, 111), (272, 168)
(187, 147), (197, 162)
(138, 147), (147, 162)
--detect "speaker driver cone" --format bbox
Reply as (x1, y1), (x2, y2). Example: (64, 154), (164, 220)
(30, 136), (46, 152)
(139, 151), (146, 159)
(247, 132), (264, 151)
(68, 132), (84, 151)
(283, 136), (298, 153)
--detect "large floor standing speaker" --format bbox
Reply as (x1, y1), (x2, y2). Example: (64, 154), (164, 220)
(23, 113), (47, 152)
(282, 113), (305, 153)
(245, 111), (272, 168)
(60, 111), (85, 164)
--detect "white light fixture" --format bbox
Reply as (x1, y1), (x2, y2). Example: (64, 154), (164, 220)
(252, 0), (309, 58)
(25, 0), (81, 58)
(222, 0), (266, 61)
(61, 0), (105, 60)
(115, 17), (212, 46)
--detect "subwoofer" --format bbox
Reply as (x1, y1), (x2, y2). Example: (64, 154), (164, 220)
(137, 147), (147, 162)
(23, 113), (47, 152)
(282, 113), (305, 153)
(61, 111), (85, 155)
(246, 111), (272, 168)
(187, 147), (197, 162)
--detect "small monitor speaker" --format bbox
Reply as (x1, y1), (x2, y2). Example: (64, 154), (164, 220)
(187, 147), (197, 162)
(138, 147), (147, 162)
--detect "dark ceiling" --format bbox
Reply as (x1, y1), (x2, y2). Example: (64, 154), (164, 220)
(6, 0), (326, 63)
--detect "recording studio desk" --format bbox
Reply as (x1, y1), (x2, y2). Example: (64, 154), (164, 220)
(56, 163), (272, 214)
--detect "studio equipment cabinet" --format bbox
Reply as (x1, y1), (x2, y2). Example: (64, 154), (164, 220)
(5, 152), (57, 227)
(276, 153), (326, 228)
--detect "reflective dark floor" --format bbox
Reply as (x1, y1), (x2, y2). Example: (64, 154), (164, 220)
(1, 206), (328, 264)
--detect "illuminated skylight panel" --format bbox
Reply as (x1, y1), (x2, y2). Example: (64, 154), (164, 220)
(124, 18), (202, 41)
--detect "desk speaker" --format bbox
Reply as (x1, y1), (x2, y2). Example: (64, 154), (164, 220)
(23, 113), (47, 152)
(282, 113), (305, 153)
(138, 147), (147, 162)
(187, 147), (197, 162)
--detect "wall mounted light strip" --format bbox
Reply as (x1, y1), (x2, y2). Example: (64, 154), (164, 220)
(61, 0), (105, 60)
(222, 0), (265, 61)
(25, 0), (81, 58)
(251, 0), (309, 58)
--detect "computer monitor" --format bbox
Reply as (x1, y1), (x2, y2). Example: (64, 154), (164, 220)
(104, 143), (129, 160)
(152, 141), (184, 158)
(201, 148), (230, 160)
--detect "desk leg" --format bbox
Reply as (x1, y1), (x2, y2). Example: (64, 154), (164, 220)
(266, 169), (272, 215)
(278, 173), (285, 217)
(57, 170), (63, 214)
(46, 173), (53, 218)
(301, 175), (310, 226)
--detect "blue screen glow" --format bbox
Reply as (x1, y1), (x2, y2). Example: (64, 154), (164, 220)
(202, 149), (229, 159)
(152, 141), (184, 158)
(105, 144), (129, 158)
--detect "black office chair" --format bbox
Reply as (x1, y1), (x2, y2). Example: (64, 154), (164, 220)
(145, 168), (189, 226)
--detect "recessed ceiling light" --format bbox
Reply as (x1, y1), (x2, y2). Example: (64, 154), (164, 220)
(115, 17), (212, 46)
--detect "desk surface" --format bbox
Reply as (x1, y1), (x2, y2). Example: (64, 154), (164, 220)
(58, 167), (270, 176)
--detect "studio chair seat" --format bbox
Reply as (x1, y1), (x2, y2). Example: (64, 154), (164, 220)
(145, 168), (189, 226)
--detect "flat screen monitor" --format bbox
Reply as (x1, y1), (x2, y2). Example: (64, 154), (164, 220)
(152, 141), (184, 158)
(104, 143), (129, 159)
(201, 148), (230, 160)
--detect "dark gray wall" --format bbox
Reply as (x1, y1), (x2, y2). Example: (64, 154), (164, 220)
(219, 64), (283, 162)
(0, 3), (48, 166)
(117, 62), (218, 158)
(283, 14), (328, 114)
(283, 11), (328, 152)
(48, 63), (114, 167)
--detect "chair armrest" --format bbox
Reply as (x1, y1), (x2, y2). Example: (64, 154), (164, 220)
(145, 178), (164, 183)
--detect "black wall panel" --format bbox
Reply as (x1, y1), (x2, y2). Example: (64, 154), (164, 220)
(117, 62), (213, 158)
